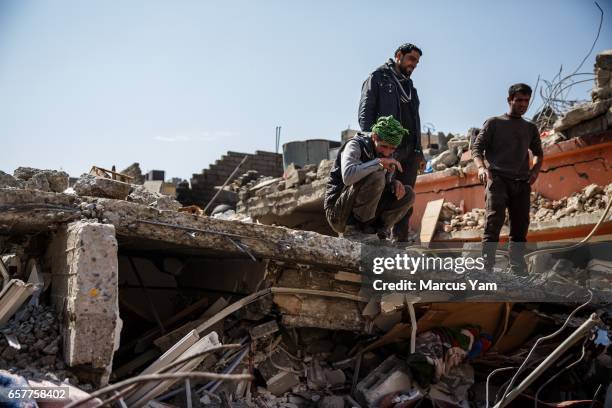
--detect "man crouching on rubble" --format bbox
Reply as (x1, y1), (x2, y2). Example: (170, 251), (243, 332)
(324, 116), (415, 241)
(472, 83), (544, 275)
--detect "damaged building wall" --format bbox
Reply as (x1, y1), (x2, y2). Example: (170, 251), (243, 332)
(180, 150), (284, 209)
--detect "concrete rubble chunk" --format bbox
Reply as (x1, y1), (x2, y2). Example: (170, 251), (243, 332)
(14, 167), (69, 193)
(249, 320), (279, 340)
(553, 98), (612, 131)
(584, 184), (603, 199)
(266, 371), (300, 396)
(431, 149), (458, 169)
(285, 164), (307, 189)
(0, 170), (25, 188)
(316, 159), (333, 180)
(128, 184), (181, 211)
(47, 220), (121, 385)
(25, 172), (50, 192)
(595, 49), (612, 71)
(73, 174), (131, 200)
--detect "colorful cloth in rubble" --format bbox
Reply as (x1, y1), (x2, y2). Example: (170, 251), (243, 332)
(406, 326), (492, 388)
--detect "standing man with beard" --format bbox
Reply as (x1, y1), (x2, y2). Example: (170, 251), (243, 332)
(471, 83), (543, 275)
(358, 43), (426, 242)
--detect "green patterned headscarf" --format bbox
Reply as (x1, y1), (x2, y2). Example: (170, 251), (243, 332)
(371, 116), (407, 146)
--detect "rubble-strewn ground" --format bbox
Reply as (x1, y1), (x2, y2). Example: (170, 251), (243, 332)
(439, 182), (612, 233)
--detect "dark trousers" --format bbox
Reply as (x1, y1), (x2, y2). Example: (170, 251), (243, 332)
(482, 174), (531, 272)
(392, 149), (420, 241)
(325, 171), (415, 234)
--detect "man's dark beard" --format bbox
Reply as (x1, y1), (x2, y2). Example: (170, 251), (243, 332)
(399, 66), (411, 76)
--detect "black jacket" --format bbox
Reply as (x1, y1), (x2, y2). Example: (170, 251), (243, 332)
(358, 60), (422, 153)
(324, 134), (376, 210)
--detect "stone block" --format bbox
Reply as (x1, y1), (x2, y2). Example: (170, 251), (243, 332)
(73, 174), (131, 199)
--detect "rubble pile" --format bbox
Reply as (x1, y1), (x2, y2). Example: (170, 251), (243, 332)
(0, 165), (182, 212)
(547, 49), (612, 143)
(0, 304), (87, 389)
(439, 183), (612, 233)
(127, 184), (182, 211)
(0, 167), (69, 193)
(428, 135), (470, 172)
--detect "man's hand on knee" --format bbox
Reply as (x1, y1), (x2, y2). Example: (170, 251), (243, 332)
(393, 179), (406, 200)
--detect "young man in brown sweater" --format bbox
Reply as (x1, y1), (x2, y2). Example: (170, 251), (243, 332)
(471, 83), (544, 275)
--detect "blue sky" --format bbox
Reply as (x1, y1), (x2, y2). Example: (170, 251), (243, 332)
(1, 1), (610, 181)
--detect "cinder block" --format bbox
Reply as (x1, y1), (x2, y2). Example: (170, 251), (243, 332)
(356, 355), (413, 406)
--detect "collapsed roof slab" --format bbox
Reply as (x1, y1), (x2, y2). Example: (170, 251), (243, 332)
(0, 188), (604, 304)
(0, 188), (360, 271)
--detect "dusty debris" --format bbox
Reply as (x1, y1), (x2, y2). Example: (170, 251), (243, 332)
(0, 304), (87, 388)
(128, 184), (182, 211)
(14, 167), (69, 193)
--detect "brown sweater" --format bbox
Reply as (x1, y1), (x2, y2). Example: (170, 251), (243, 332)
(471, 114), (543, 179)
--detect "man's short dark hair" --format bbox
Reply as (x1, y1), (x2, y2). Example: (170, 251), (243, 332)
(508, 83), (532, 98)
(395, 43), (423, 57)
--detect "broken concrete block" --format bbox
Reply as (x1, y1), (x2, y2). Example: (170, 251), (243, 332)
(356, 355), (413, 406)
(285, 164), (306, 189)
(46, 220), (121, 385)
(431, 149), (458, 169)
(266, 371), (300, 396)
(447, 138), (469, 152)
(25, 172), (50, 192)
(73, 174), (131, 200)
(595, 49), (612, 71)
(316, 159), (333, 180)
(584, 184), (604, 199)
(13, 167), (40, 180)
(554, 98), (612, 131)
(324, 368), (346, 386)
(249, 320), (279, 340)
(0, 170), (25, 188)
